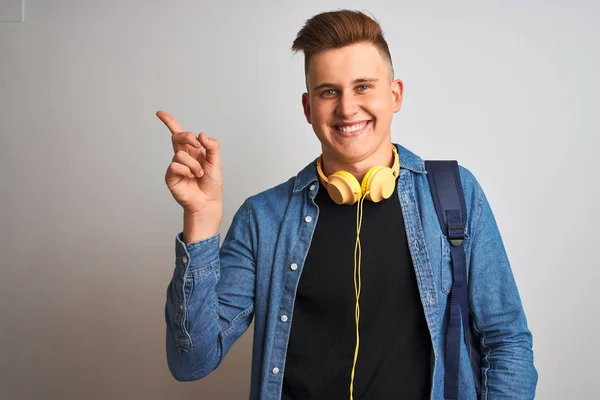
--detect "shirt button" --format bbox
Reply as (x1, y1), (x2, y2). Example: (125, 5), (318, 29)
(309, 184), (316, 191)
(304, 216), (312, 223)
(182, 256), (188, 264)
(272, 367), (280, 375)
(290, 263), (298, 271)
(281, 315), (288, 322)
(179, 304), (184, 311)
(414, 240), (420, 250)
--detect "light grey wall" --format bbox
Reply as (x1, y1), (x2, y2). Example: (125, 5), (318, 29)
(0, 1), (597, 399)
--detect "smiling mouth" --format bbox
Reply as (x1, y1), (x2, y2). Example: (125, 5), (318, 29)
(333, 120), (372, 136)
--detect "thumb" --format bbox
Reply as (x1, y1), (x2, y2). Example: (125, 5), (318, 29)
(198, 132), (221, 166)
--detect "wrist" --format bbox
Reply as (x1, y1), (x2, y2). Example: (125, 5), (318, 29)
(183, 211), (221, 244)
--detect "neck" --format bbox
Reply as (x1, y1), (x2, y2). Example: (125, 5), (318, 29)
(321, 143), (395, 182)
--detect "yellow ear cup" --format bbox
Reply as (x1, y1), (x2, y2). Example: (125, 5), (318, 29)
(361, 166), (384, 197)
(327, 170), (362, 205)
(361, 166), (396, 202)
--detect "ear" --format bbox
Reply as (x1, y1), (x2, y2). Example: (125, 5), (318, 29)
(391, 79), (404, 113)
(302, 92), (312, 124)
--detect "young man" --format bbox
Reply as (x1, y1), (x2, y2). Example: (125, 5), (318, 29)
(159, 10), (537, 400)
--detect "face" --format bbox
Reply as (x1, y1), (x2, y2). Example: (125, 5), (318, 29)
(302, 42), (403, 167)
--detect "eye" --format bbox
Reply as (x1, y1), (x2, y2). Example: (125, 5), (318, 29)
(356, 84), (370, 91)
(321, 89), (338, 97)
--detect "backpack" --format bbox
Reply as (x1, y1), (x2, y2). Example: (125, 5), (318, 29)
(424, 160), (482, 400)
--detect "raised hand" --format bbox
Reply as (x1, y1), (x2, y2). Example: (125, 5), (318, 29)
(157, 110), (223, 242)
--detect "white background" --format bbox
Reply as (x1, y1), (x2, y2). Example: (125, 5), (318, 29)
(1, 1), (597, 398)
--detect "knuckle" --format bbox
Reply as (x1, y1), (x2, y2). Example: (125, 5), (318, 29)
(174, 131), (187, 141)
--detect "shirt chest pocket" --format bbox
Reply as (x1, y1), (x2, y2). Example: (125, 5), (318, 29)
(440, 235), (470, 295)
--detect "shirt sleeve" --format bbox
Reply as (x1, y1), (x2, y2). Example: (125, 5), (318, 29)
(164, 199), (256, 381)
(463, 168), (538, 399)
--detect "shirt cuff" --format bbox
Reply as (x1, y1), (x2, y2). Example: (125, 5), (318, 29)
(175, 232), (221, 271)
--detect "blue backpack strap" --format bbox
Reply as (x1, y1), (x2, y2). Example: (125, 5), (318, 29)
(424, 160), (480, 400)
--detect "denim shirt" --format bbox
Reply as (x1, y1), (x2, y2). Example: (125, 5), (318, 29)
(164, 144), (538, 399)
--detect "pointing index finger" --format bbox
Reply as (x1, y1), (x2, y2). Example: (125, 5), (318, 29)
(156, 110), (184, 135)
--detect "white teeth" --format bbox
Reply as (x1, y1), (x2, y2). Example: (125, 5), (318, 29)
(337, 121), (368, 133)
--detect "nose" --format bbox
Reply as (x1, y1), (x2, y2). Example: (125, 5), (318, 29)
(336, 91), (359, 119)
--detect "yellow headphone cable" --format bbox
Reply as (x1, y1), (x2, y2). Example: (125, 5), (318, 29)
(350, 190), (368, 400)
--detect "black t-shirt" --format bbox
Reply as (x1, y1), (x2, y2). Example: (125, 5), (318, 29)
(281, 180), (431, 400)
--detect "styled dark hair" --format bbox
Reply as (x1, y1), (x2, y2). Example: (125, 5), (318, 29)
(291, 10), (394, 78)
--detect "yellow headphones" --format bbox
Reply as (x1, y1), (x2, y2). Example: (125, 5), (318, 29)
(315, 144), (400, 399)
(316, 145), (400, 205)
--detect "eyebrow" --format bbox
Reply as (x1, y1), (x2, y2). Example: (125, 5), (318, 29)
(311, 78), (379, 92)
